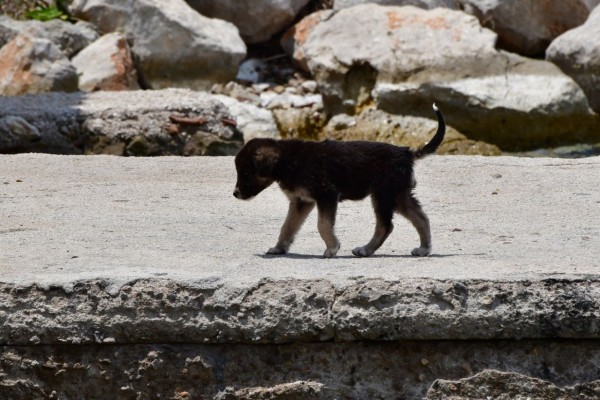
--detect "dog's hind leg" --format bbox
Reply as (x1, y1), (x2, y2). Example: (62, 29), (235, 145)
(317, 199), (341, 258)
(352, 194), (394, 257)
(267, 199), (315, 255)
(396, 193), (431, 256)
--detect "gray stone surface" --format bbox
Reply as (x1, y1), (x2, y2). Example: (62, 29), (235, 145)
(0, 33), (78, 96)
(2, 340), (600, 399)
(187, 0), (311, 43)
(427, 369), (600, 399)
(458, 0), (595, 56)
(547, 6), (600, 114)
(0, 16), (99, 57)
(0, 90), (242, 155)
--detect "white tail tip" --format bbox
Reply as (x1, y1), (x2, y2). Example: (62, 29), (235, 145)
(432, 103), (439, 112)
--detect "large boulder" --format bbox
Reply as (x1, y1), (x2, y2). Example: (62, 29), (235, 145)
(331, 1), (598, 57)
(295, 4), (600, 150)
(0, 33), (78, 96)
(547, 6), (600, 114)
(72, 32), (140, 92)
(186, 0), (311, 44)
(374, 57), (600, 150)
(0, 15), (99, 57)
(0, 90), (242, 156)
(69, 0), (246, 90)
(458, 0), (597, 56)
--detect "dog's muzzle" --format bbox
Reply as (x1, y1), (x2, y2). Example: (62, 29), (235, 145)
(233, 187), (241, 199)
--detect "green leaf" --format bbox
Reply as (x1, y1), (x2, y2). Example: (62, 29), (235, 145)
(25, 6), (65, 22)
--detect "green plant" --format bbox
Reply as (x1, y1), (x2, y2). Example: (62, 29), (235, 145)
(25, 0), (70, 21)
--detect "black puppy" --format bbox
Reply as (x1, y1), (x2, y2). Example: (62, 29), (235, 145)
(234, 104), (446, 258)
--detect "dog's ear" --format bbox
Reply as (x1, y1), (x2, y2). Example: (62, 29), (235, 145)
(253, 146), (280, 177)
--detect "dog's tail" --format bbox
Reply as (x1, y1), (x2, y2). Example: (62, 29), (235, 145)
(414, 103), (446, 159)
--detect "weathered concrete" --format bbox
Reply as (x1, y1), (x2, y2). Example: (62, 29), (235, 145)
(1, 154), (599, 398)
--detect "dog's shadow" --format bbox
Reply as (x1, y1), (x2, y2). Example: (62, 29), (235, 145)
(257, 253), (461, 260)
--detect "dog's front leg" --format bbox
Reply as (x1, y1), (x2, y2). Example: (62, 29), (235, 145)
(267, 199), (315, 255)
(317, 199), (340, 258)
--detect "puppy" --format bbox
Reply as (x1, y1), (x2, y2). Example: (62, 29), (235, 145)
(234, 104), (446, 258)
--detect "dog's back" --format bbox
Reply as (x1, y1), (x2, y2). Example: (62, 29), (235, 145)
(275, 140), (414, 201)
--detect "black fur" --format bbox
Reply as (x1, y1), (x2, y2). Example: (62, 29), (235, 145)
(234, 104), (446, 258)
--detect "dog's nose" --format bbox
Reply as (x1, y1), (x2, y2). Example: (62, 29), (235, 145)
(233, 188), (240, 198)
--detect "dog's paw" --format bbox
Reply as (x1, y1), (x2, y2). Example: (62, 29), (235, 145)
(323, 243), (340, 258)
(266, 246), (287, 255)
(352, 246), (373, 257)
(411, 247), (431, 257)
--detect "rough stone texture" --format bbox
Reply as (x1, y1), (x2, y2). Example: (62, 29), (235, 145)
(427, 369), (600, 400)
(0, 15), (99, 57)
(459, 0), (596, 56)
(295, 4), (600, 150)
(547, 6), (600, 114)
(69, 0), (246, 90)
(298, 4), (500, 114)
(0, 90), (242, 155)
(187, 0), (311, 44)
(2, 278), (600, 346)
(281, 10), (333, 72)
(2, 340), (600, 399)
(0, 33), (78, 96)
(374, 59), (600, 151)
(72, 32), (140, 92)
(0, 154), (599, 397)
(322, 109), (501, 155)
(213, 94), (280, 142)
(334, 0), (460, 11)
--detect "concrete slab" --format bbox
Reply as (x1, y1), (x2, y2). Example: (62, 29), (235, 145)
(2, 154), (600, 399)
(1, 154), (600, 345)
(2, 154), (599, 285)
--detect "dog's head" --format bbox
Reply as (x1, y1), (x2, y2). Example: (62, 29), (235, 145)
(233, 138), (281, 200)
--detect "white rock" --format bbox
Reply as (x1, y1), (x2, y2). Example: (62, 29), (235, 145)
(547, 6), (600, 113)
(213, 94), (280, 142)
(72, 32), (140, 92)
(69, 0), (246, 90)
(0, 33), (78, 96)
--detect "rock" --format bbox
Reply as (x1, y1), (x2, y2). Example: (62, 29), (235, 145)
(0, 15), (99, 57)
(297, 5), (499, 115)
(295, 4), (600, 150)
(187, 0), (311, 44)
(322, 109), (501, 156)
(547, 6), (600, 114)
(213, 94), (280, 142)
(333, 0), (460, 11)
(0, 116), (42, 153)
(426, 370), (600, 400)
(0, 33), (78, 96)
(72, 32), (140, 92)
(69, 0), (246, 90)
(0, 89), (242, 155)
(459, 0), (597, 56)
(214, 381), (327, 400)
(374, 56), (600, 150)
(281, 10), (333, 72)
